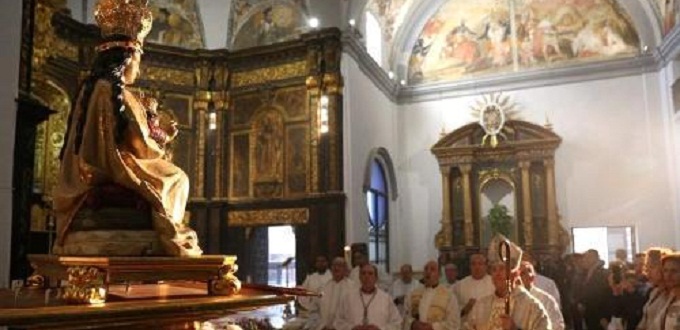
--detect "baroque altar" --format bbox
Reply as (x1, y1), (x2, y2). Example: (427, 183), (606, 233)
(431, 105), (568, 263)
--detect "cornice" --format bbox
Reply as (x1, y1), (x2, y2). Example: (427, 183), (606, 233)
(340, 30), (399, 102)
(657, 24), (680, 65)
(398, 54), (658, 103)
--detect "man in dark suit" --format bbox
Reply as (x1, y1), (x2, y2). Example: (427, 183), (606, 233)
(577, 249), (613, 330)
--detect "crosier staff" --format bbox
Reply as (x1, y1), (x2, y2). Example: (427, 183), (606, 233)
(498, 239), (511, 315)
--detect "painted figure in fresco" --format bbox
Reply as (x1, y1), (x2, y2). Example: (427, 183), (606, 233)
(53, 0), (202, 257)
(255, 112), (283, 181)
(147, 8), (171, 42)
(665, 0), (676, 35)
(443, 21), (480, 66)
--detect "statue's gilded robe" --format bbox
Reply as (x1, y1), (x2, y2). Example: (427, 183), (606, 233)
(53, 79), (201, 256)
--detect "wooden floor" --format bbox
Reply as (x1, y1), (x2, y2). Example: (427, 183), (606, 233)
(0, 282), (292, 329)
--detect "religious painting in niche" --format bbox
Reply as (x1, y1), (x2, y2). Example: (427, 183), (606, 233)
(170, 130), (195, 187)
(408, 0), (639, 84)
(286, 126), (308, 195)
(232, 133), (250, 198)
(146, 0), (205, 49)
(231, 1), (308, 50)
(161, 94), (192, 127)
(252, 109), (284, 183)
(365, 0), (417, 43)
(275, 87), (307, 120)
(232, 95), (263, 127)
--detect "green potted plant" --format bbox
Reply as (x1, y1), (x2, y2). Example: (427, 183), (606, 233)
(488, 203), (512, 237)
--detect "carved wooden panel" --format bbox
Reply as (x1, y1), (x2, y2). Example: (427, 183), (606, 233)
(275, 86), (307, 120)
(286, 125), (309, 195)
(171, 129), (196, 187)
(163, 94), (193, 128)
(232, 94), (263, 128)
(230, 133), (251, 198)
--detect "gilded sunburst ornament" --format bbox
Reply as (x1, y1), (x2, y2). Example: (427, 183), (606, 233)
(470, 93), (520, 147)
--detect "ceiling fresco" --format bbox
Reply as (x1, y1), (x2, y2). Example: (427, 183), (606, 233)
(365, 0), (417, 43)
(230, 0), (309, 50)
(404, 0), (640, 84)
(146, 0), (205, 49)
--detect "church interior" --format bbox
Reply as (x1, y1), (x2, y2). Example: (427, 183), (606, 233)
(1, 0), (680, 328)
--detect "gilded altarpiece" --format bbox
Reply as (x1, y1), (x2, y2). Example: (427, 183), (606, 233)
(18, 4), (347, 283)
(431, 120), (568, 265)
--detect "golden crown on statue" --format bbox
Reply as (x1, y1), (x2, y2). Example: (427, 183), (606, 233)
(94, 0), (153, 52)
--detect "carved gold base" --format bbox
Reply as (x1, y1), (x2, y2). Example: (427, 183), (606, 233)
(62, 266), (107, 304)
(28, 254), (241, 304)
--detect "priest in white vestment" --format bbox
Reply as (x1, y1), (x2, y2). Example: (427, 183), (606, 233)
(534, 274), (561, 307)
(465, 235), (551, 330)
(334, 264), (402, 330)
(443, 263), (459, 287)
(299, 256), (333, 312)
(404, 260), (461, 330)
(520, 261), (564, 330)
(349, 251), (390, 290)
(391, 264), (422, 314)
(307, 257), (356, 330)
(452, 254), (495, 318)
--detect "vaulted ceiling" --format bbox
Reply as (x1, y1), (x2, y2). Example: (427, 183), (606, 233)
(69, 0), (669, 85)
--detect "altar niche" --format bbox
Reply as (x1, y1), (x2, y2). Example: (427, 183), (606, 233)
(431, 120), (568, 263)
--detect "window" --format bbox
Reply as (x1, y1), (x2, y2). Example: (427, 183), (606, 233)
(267, 226), (296, 287)
(365, 11), (382, 65)
(572, 226), (636, 265)
(366, 160), (388, 270)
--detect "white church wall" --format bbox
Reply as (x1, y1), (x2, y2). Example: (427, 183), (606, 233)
(342, 53), (402, 272)
(664, 61), (680, 249)
(0, 0), (22, 288)
(397, 74), (677, 265)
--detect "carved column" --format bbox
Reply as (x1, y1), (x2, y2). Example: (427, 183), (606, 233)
(192, 95), (208, 199)
(460, 164), (474, 247)
(519, 161), (533, 247)
(544, 158), (558, 245)
(436, 166), (453, 249)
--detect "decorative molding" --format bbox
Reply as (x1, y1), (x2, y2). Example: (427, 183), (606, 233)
(341, 29), (665, 105)
(400, 54), (658, 103)
(231, 61), (307, 88)
(140, 66), (194, 87)
(657, 24), (680, 64)
(340, 31), (399, 102)
(227, 208), (309, 227)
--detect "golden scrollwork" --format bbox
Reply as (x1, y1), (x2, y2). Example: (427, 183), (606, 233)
(209, 263), (242, 296)
(232, 61), (307, 88)
(228, 208), (309, 226)
(32, 78), (70, 201)
(478, 168), (516, 189)
(62, 266), (107, 304)
(33, 1), (78, 69)
(140, 66), (194, 86)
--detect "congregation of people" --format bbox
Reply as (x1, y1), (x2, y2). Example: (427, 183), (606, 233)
(296, 237), (680, 330)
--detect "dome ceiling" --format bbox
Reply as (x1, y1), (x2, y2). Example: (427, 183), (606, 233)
(229, 0), (310, 50)
(146, 0), (205, 49)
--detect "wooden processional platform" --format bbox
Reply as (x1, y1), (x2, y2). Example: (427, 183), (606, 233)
(0, 254), (310, 329)
(26, 254), (243, 303)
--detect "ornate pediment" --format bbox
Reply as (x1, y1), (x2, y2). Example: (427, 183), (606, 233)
(432, 120), (561, 166)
